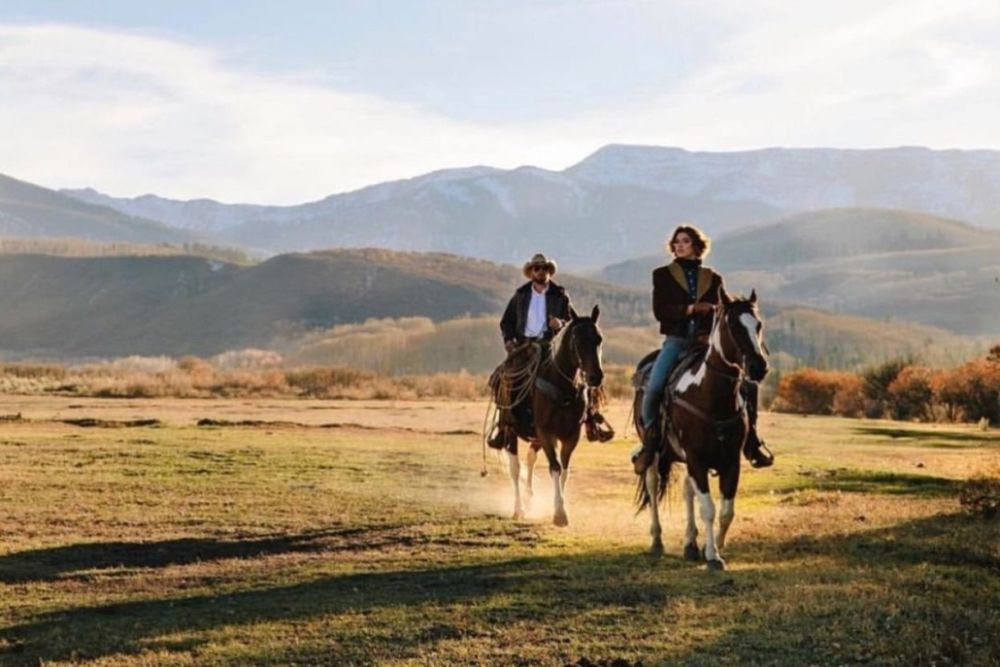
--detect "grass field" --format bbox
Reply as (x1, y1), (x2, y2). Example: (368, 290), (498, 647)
(0, 397), (997, 666)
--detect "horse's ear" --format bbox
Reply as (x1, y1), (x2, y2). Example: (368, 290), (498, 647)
(749, 289), (758, 304)
(570, 308), (579, 321)
(591, 304), (600, 323)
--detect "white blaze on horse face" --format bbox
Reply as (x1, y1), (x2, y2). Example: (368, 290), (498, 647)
(738, 312), (764, 357)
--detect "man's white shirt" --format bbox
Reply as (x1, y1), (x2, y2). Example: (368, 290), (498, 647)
(523, 284), (549, 338)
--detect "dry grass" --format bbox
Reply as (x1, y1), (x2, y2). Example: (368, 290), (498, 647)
(0, 396), (997, 666)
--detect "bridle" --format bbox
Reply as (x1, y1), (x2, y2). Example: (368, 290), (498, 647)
(705, 304), (763, 384)
(547, 319), (602, 389)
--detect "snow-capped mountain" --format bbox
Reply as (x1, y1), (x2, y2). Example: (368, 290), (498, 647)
(57, 145), (1000, 267)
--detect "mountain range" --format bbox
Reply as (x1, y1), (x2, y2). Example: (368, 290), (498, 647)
(0, 174), (196, 245)
(58, 145), (1000, 267)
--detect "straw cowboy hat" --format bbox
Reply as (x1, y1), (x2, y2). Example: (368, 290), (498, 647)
(522, 253), (558, 279)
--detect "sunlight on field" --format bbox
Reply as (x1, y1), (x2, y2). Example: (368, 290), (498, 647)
(0, 397), (997, 666)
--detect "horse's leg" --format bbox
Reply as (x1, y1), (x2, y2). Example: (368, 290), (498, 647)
(717, 460), (741, 553)
(558, 435), (579, 497)
(539, 433), (568, 527)
(523, 443), (539, 511)
(682, 474), (700, 561)
(690, 467), (725, 571)
(506, 440), (524, 520)
(646, 454), (664, 556)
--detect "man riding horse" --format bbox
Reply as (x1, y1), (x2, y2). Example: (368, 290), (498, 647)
(488, 253), (574, 450)
(632, 225), (774, 474)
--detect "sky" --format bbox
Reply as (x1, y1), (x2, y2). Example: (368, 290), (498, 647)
(1, 0), (998, 203)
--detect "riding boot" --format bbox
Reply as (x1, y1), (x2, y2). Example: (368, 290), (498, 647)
(741, 380), (774, 468)
(632, 420), (660, 475)
(488, 408), (512, 449)
(743, 427), (774, 468)
(487, 424), (509, 450)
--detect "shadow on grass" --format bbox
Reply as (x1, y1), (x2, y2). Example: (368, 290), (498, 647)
(807, 470), (964, 498)
(0, 521), (537, 584)
(689, 511), (1000, 666)
(852, 425), (999, 447)
(2, 512), (998, 666)
(0, 550), (678, 665)
(0, 530), (366, 585)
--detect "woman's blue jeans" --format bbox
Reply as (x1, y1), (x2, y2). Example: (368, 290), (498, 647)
(641, 336), (689, 429)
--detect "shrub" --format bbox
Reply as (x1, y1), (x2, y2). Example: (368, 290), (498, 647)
(773, 368), (854, 415)
(934, 359), (1000, 424)
(887, 366), (937, 421)
(831, 373), (864, 417)
(861, 359), (909, 418)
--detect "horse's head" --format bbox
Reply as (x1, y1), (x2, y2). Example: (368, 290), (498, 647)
(719, 290), (769, 382)
(566, 304), (605, 388)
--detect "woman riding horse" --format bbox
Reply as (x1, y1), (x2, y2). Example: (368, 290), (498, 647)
(632, 224), (774, 474)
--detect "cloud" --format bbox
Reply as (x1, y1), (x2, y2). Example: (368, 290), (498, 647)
(0, 24), (539, 203)
(2, 4), (999, 203)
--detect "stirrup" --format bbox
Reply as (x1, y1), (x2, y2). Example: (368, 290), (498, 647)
(748, 441), (774, 468)
(486, 426), (508, 450)
(585, 413), (615, 443)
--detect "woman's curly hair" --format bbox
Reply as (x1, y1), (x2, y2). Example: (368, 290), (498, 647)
(667, 224), (711, 259)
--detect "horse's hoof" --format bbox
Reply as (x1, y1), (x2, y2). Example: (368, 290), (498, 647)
(683, 543), (701, 562)
(512, 509), (524, 520)
(706, 559), (726, 572)
(649, 540), (664, 557)
(553, 509), (569, 527)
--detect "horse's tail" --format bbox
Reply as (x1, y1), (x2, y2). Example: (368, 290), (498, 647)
(633, 452), (671, 513)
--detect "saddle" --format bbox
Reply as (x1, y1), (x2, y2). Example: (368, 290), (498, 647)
(632, 340), (709, 458)
(489, 343), (612, 443)
(632, 341), (709, 398)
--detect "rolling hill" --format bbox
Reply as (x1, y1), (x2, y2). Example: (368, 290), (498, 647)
(0, 246), (984, 371)
(596, 208), (1000, 336)
(0, 249), (649, 359)
(0, 174), (201, 245)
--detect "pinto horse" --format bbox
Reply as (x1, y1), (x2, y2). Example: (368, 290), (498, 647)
(506, 305), (605, 526)
(633, 292), (768, 570)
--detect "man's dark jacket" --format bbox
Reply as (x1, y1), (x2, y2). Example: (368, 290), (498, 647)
(500, 281), (574, 343)
(652, 261), (731, 337)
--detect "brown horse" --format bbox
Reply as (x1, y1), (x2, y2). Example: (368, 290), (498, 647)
(633, 292), (768, 570)
(506, 305), (605, 526)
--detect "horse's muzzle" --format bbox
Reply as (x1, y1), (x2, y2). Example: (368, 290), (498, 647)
(748, 358), (768, 382)
(588, 372), (604, 388)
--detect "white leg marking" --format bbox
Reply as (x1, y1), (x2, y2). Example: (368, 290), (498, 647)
(524, 447), (538, 508)
(551, 468), (568, 526)
(684, 475), (698, 546)
(551, 469), (565, 512)
(718, 498), (735, 551)
(507, 451), (523, 519)
(698, 490), (720, 562)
